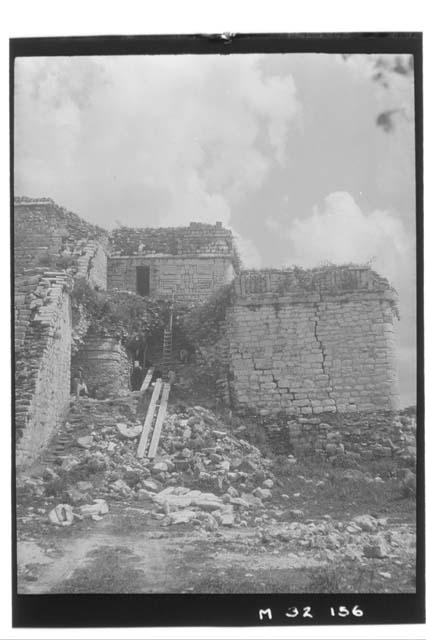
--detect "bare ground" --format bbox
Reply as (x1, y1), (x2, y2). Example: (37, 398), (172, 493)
(17, 468), (416, 594)
(16, 367), (416, 594)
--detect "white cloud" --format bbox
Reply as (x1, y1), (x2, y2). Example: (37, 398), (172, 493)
(233, 232), (262, 269)
(286, 191), (414, 287)
(14, 55), (299, 247)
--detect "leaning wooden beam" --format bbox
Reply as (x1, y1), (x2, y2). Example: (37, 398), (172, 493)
(147, 383), (171, 459)
(139, 367), (154, 394)
(137, 378), (162, 458)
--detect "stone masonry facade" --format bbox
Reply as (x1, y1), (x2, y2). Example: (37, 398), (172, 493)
(107, 222), (236, 302)
(226, 266), (399, 416)
(108, 255), (235, 303)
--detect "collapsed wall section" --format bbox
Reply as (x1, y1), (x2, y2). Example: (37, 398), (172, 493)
(15, 273), (72, 467)
(227, 266), (399, 416)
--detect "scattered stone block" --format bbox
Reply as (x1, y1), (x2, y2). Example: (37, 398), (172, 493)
(253, 487), (272, 500)
(77, 435), (93, 449)
(116, 422), (142, 439)
(79, 499), (109, 518)
(48, 504), (74, 527)
(363, 536), (389, 558)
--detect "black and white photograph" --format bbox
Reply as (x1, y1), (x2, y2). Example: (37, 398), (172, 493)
(10, 32), (423, 627)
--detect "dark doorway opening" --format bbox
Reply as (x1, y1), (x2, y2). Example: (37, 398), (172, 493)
(136, 266), (150, 296)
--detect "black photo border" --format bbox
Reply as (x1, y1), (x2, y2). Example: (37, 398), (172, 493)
(9, 31), (425, 628)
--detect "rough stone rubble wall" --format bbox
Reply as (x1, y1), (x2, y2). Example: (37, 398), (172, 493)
(15, 273), (72, 467)
(14, 198), (109, 466)
(109, 221), (234, 256)
(227, 267), (399, 417)
(14, 198), (108, 287)
(285, 411), (415, 460)
(255, 409), (416, 463)
(14, 208), (65, 275)
(71, 337), (131, 399)
(108, 256), (235, 303)
(15, 271), (42, 352)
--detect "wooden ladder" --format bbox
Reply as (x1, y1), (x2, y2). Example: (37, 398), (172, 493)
(162, 329), (173, 372)
(162, 292), (174, 374)
(136, 378), (171, 459)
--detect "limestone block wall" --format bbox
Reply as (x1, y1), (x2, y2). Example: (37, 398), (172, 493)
(227, 267), (399, 416)
(108, 255), (235, 303)
(71, 337), (131, 399)
(15, 274), (72, 468)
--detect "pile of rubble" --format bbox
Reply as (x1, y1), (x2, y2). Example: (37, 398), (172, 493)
(20, 397), (283, 531)
(259, 513), (415, 563)
(16, 395), (417, 569)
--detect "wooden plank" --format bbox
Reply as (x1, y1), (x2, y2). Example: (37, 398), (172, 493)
(137, 378), (162, 458)
(147, 383), (170, 459)
(140, 367), (154, 394)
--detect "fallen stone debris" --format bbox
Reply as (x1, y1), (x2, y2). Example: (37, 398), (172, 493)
(48, 504), (74, 527)
(16, 397), (416, 575)
(259, 515), (414, 562)
(31, 399), (280, 533)
(48, 499), (109, 525)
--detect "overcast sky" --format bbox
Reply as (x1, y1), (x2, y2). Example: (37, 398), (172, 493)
(14, 53), (417, 406)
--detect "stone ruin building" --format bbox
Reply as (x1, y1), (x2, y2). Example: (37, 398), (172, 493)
(108, 223), (237, 301)
(13, 197), (401, 467)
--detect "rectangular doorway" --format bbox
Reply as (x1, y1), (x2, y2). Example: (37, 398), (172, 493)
(136, 266), (150, 296)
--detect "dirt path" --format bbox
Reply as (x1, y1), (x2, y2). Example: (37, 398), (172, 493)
(19, 510), (184, 594)
(19, 505), (326, 594)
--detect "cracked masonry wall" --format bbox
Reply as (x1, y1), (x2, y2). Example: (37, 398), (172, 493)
(226, 266), (399, 417)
